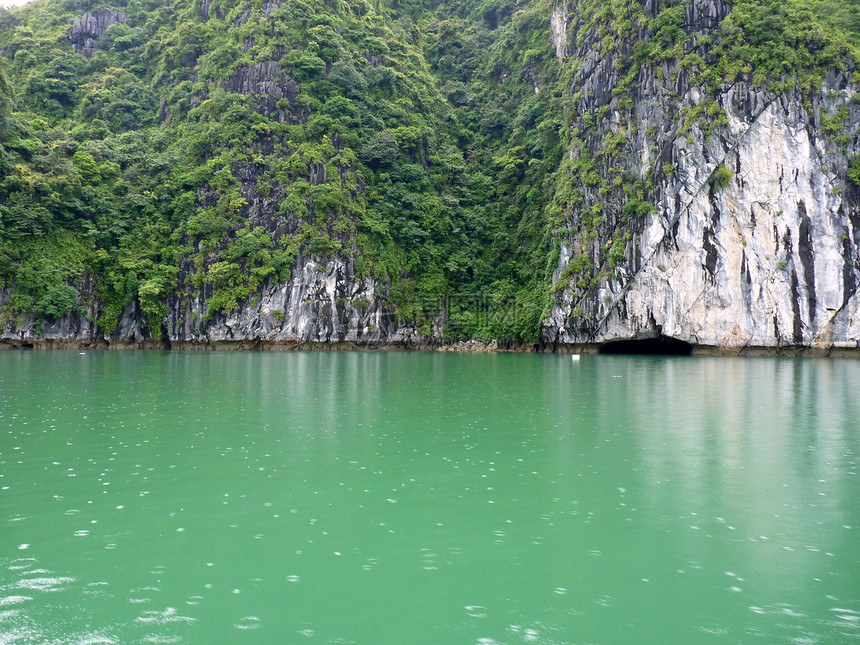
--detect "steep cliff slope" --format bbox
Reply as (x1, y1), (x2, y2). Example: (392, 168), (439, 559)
(543, 0), (860, 352)
(1, 0), (858, 351)
(1, 0), (560, 347)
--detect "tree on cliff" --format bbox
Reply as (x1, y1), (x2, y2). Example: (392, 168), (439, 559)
(0, 0), (857, 346)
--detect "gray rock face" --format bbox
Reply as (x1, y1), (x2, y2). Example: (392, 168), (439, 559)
(0, 276), (104, 347)
(5, 1), (859, 353)
(69, 9), (125, 57)
(550, 2), (569, 60)
(683, 0), (729, 30)
(162, 254), (427, 348)
(158, 99), (171, 125)
(542, 1), (860, 352)
(224, 61), (300, 122)
(0, 254), (423, 349)
(235, 0), (282, 27)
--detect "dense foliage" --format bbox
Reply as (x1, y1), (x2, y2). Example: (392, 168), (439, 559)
(0, 0), (858, 343)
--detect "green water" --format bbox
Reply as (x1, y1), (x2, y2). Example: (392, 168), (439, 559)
(1, 351), (858, 644)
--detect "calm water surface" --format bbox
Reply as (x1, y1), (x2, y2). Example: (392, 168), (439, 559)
(1, 351), (858, 644)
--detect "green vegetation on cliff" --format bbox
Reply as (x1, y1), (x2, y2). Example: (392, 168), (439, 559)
(0, 0), (858, 343)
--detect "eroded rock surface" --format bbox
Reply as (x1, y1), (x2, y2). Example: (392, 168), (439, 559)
(543, 0), (860, 353)
(69, 9), (125, 57)
(224, 61), (300, 122)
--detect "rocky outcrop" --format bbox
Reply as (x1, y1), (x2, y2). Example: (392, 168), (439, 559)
(235, 0), (282, 27)
(543, 0), (860, 353)
(683, 0), (729, 30)
(0, 254), (431, 349)
(0, 276), (104, 348)
(158, 99), (171, 125)
(163, 254), (430, 349)
(5, 0), (859, 354)
(550, 2), (569, 60)
(69, 9), (125, 57)
(224, 61), (300, 122)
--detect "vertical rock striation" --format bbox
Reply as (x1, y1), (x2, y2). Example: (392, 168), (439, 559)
(543, 0), (860, 353)
(0, 254), (427, 348)
(550, 2), (569, 60)
(224, 61), (301, 123)
(4, 0), (859, 353)
(68, 9), (125, 57)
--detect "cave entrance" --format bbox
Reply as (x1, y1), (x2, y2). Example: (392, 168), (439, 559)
(598, 336), (693, 356)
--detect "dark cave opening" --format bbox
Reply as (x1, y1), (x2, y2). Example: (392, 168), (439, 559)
(598, 336), (693, 356)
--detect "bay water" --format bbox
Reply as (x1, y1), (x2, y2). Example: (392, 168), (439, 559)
(1, 351), (858, 643)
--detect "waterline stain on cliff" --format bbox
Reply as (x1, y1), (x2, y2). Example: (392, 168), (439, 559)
(797, 200), (816, 322)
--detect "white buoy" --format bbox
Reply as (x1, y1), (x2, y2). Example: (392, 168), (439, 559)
(571, 354), (580, 361)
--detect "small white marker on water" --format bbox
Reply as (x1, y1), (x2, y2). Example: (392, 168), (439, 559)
(571, 354), (580, 361)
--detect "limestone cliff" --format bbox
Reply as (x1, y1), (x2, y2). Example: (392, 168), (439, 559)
(0, 254), (428, 348)
(224, 61), (300, 122)
(3, 0), (859, 353)
(68, 9), (125, 58)
(543, 0), (860, 353)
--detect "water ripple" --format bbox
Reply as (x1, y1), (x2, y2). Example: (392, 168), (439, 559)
(465, 605), (487, 618)
(234, 616), (261, 631)
(137, 607), (196, 625)
(16, 576), (75, 592)
(0, 595), (32, 607)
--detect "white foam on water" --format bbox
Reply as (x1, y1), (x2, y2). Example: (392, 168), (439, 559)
(234, 616), (261, 630)
(7, 560), (36, 572)
(0, 626), (41, 645)
(77, 636), (116, 644)
(16, 576), (75, 592)
(0, 596), (32, 607)
(136, 607), (196, 624)
(465, 605), (487, 618)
